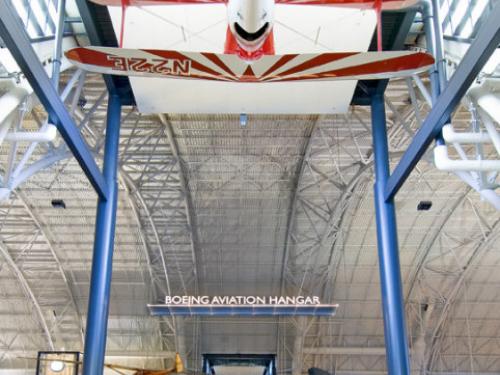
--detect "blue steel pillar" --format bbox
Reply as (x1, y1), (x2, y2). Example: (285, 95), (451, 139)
(82, 94), (122, 375)
(371, 94), (411, 375)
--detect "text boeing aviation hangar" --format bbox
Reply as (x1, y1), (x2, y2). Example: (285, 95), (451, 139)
(66, 0), (434, 82)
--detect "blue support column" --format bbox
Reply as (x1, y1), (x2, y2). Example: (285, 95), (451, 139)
(371, 95), (411, 375)
(82, 94), (122, 375)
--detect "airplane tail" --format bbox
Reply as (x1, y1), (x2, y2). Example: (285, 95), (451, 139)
(65, 46), (434, 83)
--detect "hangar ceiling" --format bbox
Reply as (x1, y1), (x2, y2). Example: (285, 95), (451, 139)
(0, 0), (499, 374)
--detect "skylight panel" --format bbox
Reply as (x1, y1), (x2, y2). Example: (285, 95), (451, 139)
(441, 0), (492, 38)
(10, 0), (59, 41)
(31, 0), (52, 35)
(440, 0), (452, 28)
(459, 19), (472, 37)
(47, 0), (58, 22)
(448, 0), (468, 35)
(441, 0), (455, 35)
(12, 1), (39, 38)
(459, 0), (489, 37)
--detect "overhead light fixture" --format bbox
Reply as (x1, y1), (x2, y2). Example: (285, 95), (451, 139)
(78, 96), (87, 109)
(417, 201), (432, 211)
(240, 113), (248, 127)
(51, 199), (66, 209)
(50, 360), (65, 372)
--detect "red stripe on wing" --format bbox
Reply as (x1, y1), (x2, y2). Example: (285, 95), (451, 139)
(260, 53), (434, 82)
(65, 48), (116, 69)
(90, 0), (226, 5)
(144, 49), (238, 81)
(319, 52), (434, 78)
(260, 54), (299, 79)
(267, 52), (357, 79)
(241, 66), (258, 82)
(201, 52), (238, 79)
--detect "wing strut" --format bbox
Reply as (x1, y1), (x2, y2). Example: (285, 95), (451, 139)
(374, 0), (383, 50)
(120, 0), (130, 47)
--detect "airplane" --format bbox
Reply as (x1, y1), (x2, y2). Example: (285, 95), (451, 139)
(65, 0), (434, 83)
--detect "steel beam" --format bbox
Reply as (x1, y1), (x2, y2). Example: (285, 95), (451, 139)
(119, 175), (161, 298)
(0, 241), (55, 350)
(282, 120), (318, 375)
(371, 95), (410, 375)
(16, 191), (85, 345)
(303, 347), (386, 356)
(280, 116), (320, 296)
(159, 114), (201, 295)
(119, 173), (175, 355)
(292, 317), (308, 375)
(426, 219), (500, 371)
(385, 0), (500, 200)
(120, 172), (173, 295)
(51, 0), (66, 88)
(82, 94), (121, 375)
(0, 1), (108, 200)
(405, 190), (469, 300)
(105, 351), (176, 358)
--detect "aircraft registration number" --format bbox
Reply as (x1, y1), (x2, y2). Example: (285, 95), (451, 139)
(107, 56), (191, 76)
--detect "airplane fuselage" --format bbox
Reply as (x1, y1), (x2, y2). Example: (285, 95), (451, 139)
(225, 0), (276, 60)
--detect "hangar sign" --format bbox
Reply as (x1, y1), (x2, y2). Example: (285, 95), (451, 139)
(149, 296), (338, 316)
(164, 295), (321, 305)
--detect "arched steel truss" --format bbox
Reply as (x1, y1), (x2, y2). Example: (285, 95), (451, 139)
(0, 240), (55, 350)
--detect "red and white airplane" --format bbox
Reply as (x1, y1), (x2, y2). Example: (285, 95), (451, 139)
(66, 0), (434, 83)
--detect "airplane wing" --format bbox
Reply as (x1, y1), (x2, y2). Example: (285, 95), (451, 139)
(89, 0), (225, 5)
(89, 0), (415, 9)
(275, 0), (418, 10)
(66, 46), (434, 83)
